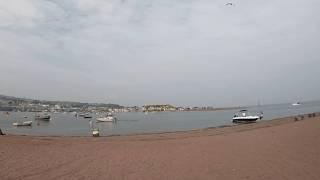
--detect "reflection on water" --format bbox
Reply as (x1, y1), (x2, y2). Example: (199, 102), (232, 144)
(12, 126), (32, 129)
(0, 101), (320, 136)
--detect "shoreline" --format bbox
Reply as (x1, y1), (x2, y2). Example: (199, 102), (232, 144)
(1, 112), (320, 179)
(2, 112), (320, 140)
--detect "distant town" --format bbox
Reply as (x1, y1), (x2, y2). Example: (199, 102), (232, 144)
(0, 94), (242, 113)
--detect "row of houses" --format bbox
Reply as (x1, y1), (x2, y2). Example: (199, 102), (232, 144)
(141, 105), (216, 112)
(142, 104), (176, 112)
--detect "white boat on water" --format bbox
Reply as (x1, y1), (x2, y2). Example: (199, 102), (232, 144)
(96, 113), (117, 122)
(232, 110), (263, 123)
(35, 113), (51, 120)
(79, 113), (86, 117)
(13, 121), (32, 126)
(292, 102), (301, 106)
(84, 114), (93, 118)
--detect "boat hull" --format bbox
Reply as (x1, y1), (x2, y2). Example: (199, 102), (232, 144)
(96, 117), (116, 122)
(13, 121), (32, 126)
(232, 116), (259, 123)
(35, 117), (50, 121)
(35, 114), (51, 121)
(92, 129), (100, 137)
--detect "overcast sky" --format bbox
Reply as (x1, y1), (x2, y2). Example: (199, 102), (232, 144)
(0, 0), (319, 106)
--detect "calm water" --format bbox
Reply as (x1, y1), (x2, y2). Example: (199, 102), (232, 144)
(1, 102), (320, 136)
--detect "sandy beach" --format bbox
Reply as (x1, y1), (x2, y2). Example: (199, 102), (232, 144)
(1, 114), (320, 180)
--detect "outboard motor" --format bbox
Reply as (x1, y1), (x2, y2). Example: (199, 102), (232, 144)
(259, 112), (264, 120)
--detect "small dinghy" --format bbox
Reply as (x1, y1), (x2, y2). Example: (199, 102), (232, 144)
(92, 128), (100, 137)
(13, 121), (32, 127)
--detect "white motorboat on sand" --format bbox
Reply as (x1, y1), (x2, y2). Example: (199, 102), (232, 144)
(232, 110), (263, 123)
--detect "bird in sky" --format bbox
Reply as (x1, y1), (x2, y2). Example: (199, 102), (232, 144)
(226, 2), (234, 6)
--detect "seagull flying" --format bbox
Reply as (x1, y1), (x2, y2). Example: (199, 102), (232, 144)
(226, 3), (234, 6)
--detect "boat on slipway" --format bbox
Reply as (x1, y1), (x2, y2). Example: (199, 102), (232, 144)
(232, 110), (263, 123)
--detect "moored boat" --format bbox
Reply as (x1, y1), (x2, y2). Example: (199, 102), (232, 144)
(96, 113), (117, 122)
(96, 116), (116, 122)
(292, 102), (301, 106)
(13, 121), (32, 126)
(35, 113), (51, 120)
(79, 113), (86, 117)
(84, 114), (92, 118)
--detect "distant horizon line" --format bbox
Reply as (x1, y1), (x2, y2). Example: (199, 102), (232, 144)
(1, 93), (319, 109)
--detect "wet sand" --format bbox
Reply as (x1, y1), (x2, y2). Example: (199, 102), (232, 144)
(1, 114), (320, 180)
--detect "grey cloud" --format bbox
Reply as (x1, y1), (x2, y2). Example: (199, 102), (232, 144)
(0, 0), (319, 106)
